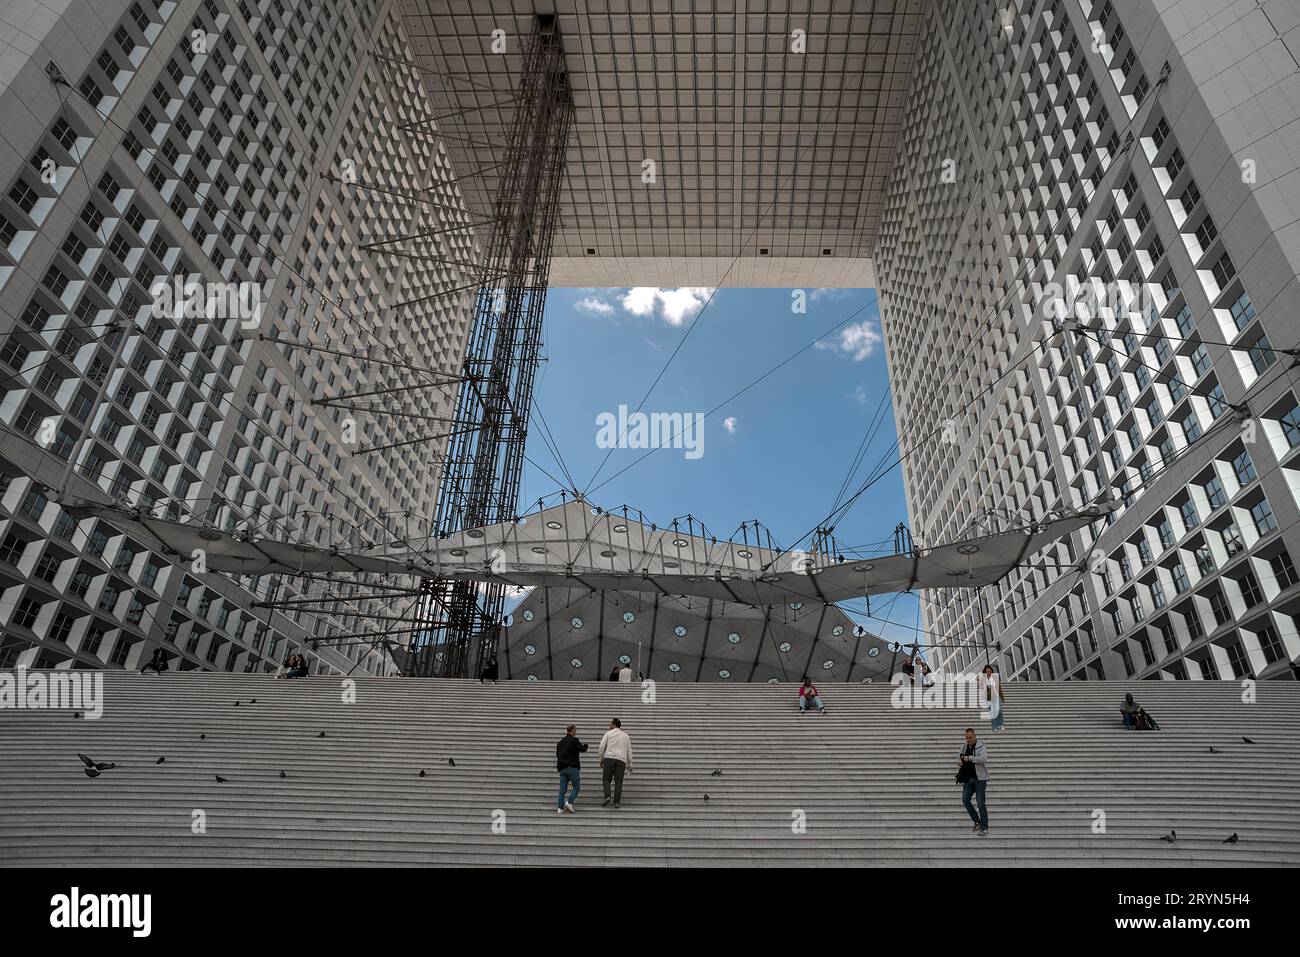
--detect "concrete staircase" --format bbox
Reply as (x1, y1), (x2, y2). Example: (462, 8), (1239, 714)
(1, 673), (1297, 866)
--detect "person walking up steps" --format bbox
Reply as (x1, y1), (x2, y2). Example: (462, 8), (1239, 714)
(555, 725), (588, 814)
(598, 718), (632, 807)
(957, 727), (990, 835)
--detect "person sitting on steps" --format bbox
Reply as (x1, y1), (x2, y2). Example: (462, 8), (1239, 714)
(797, 676), (826, 714)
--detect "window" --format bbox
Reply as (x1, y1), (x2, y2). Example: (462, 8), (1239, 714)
(8, 179), (39, 215)
(1208, 385), (1228, 419)
(1211, 253), (1236, 288)
(1190, 344), (1211, 378)
(1224, 524), (1245, 557)
(1204, 477), (1227, 509)
(1251, 499), (1278, 535)
(1231, 450), (1257, 485)
(49, 613), (75, 643)
(1172, 565), (1190, 594)
(1180, 500), (1199, 531)
(110, 637), (131, 667)
(1249, 337), (1276, 375)
(1282, 403), (1300, 449)
(1241, 572), (1265, 607)
(34, 553), (61, 582)
(1209, 591), (1231, 626)
(1225, 642), (1249, 679)
(1166, 149), (1186, 180)
(1263, 552), (1297, 593)
(0, 534), (26, 565)
(1225, 291), (1256, 332)
(1257, 625), (1286, 664)
(14, 597), (41, 629)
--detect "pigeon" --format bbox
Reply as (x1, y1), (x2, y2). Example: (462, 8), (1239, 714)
(1242, 736), (1256, 744)
(1209, 746), (1223, 754)
(73, 712), (82, 719)
(200, 734), (206, 741)
(234, 701), (239, 707)
(447, 758), (456, 767)
(1222, 833), (1238, 844)
(318, 732), (326, 738)
(156, 757), (166, 765)
(279, 770), (287, 779)
(703, 794), (710, 801)
(418, 770), (426, 778)
(215, 775), (228, 783)
(250, 698), (256, 704)
(710, 770), (723, 777)
(77, 753), (115, 772)
(1158, 830), (1177, 844)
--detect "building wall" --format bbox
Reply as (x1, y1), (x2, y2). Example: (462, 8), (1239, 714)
(0, 0), (475, 675)
(876, 0), (1300, 681)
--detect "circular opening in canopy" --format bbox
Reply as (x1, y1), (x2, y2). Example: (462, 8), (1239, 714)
(524, 643), (536, 655)
(778, 642), (792, 653)
(622, 612), (635, 623)
(546, 521), (562, 530)
(727, 632), (740, 644)
(668, 663), (681, 673)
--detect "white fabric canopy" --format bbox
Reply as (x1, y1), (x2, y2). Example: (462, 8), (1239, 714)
(69, 496), (1110, 607)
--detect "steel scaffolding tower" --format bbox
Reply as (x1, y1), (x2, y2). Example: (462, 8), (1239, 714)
(410, 18), (572, 678)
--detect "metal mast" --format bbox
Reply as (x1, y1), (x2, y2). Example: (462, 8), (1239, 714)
(412, 18), (572, 678)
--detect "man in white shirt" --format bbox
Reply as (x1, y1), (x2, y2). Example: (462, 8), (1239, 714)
(617, 664), (633, 682)
(597, 717), (632, 807)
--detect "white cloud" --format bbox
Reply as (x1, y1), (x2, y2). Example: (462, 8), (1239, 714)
(722, 416), (737, 433)
(621, 287), (660, 317)
(575, 296), (615, 316)
(850, 385), (869, 404)
(810, 287), (853, 302)
(838, 320), (882, 361)
(620, 287), (713, 325)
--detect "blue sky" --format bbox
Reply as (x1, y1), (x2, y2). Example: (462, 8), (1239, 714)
(517, 285), (924, 651)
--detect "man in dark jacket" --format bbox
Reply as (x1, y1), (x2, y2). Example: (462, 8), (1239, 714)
(555, 725), (588, 814)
